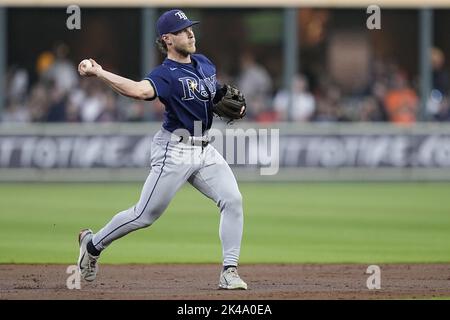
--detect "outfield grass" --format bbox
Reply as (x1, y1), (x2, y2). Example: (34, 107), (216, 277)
(0, 182), (449, 264)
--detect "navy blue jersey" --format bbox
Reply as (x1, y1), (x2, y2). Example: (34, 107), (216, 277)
(145, 54), (220, 136)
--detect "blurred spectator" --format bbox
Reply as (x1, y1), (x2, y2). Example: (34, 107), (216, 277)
(431, 47), (449, 96)
(46, 81), (67, 122)
(27, 84), (49, 122)
(313, 79), (341, 122)
(427, 89), (450, 121)
(42, 43), (78, 93)
(6, 66), (29, 104)
(65, 78), (88, 122)
(383, 72), (418, 124)
(435, 96), (450, 121)
(36, 51), (55, 76)
(126, 101), (147, 122)
(216, 69), (233, 87)
(273, 74), (315, 122)
(97, 91), (120, 122)
(236, 51), (273, 120)
(79, 82), (107, 122)
(149, 99), (166, 121)
(370, 81), (389, 121)
(1, 98), (30, 123)
(358, 97), (385, 121)
(65, 100), (81, 122)
(427, 48), (450, 121)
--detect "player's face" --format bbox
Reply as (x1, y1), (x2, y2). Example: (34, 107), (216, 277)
(169, 27), (196, 57)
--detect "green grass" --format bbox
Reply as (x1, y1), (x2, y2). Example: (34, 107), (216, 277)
(1, 182), (450, 264)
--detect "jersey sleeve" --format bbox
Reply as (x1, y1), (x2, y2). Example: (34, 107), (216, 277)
(143, 67), (171, 101)
(213, 83), (225, 104)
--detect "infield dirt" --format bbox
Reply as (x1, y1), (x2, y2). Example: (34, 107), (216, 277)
(1, 264), (449, 300)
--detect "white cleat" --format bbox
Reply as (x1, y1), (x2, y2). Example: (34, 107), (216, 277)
(219, 267), (248, 290)
(77, 229), (99, 282)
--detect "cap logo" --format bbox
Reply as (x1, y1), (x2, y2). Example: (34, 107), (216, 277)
(175, 11), (188, 20)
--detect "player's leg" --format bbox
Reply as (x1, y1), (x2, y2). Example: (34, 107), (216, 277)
(78, 140), (192, 281)
(188, 145), (247, 289)
(93, 152), (188, 247)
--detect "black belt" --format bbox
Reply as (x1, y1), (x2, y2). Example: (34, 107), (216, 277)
(178, 135), (210, 147)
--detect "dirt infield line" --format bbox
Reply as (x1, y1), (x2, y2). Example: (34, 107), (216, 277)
(1, 264), (449, 300)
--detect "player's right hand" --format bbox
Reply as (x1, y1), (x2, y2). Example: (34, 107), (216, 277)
(78, 58), (102, 77)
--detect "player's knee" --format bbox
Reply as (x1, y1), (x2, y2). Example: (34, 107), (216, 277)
(134, 204), (165, 227)
(139, 218), (153, 228)
(140, 212), (163, 227)
(232, 191), (243, 208)
(222, 191), (243, 214)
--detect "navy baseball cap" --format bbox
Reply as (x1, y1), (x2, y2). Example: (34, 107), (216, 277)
(157, 9), (199, 37)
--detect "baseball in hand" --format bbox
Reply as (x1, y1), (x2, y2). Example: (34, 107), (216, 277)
(80, 59), (93, 71)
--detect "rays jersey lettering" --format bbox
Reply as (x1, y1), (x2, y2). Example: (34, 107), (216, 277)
(144, 54), (219, 135)
(179, 75), (217, 101)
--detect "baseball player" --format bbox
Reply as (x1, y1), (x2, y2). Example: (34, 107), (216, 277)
(77, 9), (247, 290)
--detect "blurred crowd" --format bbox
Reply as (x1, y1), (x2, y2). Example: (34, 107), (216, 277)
(3, 44), (164, 124)
(3, 44), (450, 124)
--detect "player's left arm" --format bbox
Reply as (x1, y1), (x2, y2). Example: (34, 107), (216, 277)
(214, 83), (226, 104)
